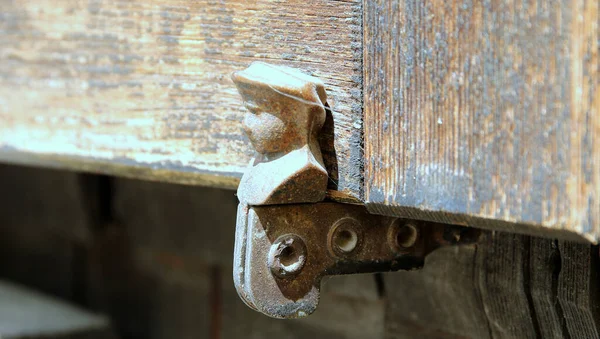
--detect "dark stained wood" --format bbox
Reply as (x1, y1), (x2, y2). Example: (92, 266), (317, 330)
(0, 165), (92, 301)
(529, 237), (567, 339)
(112, 178), (238, 267)
(475, 233), (537, 338)
(385, 233), (600, 339)
(364, 0), (599, 240)
(384, 244), (491, 338)
(0, 0), (363, 201)
(558, 241), (600, 338)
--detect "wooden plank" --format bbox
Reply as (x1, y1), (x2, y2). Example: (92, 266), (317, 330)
(0, 164), (92, 301)
(529, 237), (568, 339)
(112, 178), (238, 267)
(384, 244), (491, 338)
(384, 232), (600, 338)
(87, 227), (214, 339)
(364, 0), (599, 240)
(475, 233), (538, 338)
(0, 0), (363, 201)
(300, 275), (385, 339)
(558, 241), (600, 338)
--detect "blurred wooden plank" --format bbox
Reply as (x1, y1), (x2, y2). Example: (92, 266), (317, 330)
(0, 280), (115, 339)
(300, 275), (385, 339)
(0, 0), (363, 201)
(364, 0), (599, 240)
(87, 229), (214, 339)
(384, 244), (491, 339)
(0, 164), (92, 301)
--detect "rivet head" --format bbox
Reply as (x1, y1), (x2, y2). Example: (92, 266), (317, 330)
(268, 234), (307, 279)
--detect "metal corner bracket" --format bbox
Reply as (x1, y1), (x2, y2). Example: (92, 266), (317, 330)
(231, 62), (480, 319)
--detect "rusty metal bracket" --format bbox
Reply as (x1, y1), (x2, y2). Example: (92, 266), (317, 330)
(231, 62), (480, 319)
(234, 202), (479, 318)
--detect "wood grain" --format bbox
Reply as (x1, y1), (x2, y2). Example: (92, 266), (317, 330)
(0, 0), (363, 200)
(558, 241), (600, 337)
(476, 233), (537, 338)
(384, 244), (491, 338)
(529, 237), (568, 339)
(385, 232), (600, 338)
(364, 0), (599, 240)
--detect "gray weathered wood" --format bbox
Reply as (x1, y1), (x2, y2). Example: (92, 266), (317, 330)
(0, 0), (363, 202)
(364, 0), (599, 241)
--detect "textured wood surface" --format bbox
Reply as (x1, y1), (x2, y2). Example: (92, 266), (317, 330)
(385, 232), (600, 338)
(476, 233), (538, 338)
(0, 0), (363, 200)
(364, 0), (599, 240)
(384, 244), (491, 338)
(529, 237), (567, 338)
(558, 241), (600, 338)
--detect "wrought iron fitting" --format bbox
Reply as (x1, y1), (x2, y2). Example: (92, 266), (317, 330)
(231, 62), (481, 319)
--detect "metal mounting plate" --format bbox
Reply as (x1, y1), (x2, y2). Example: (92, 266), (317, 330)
(234, 202), (480, 318)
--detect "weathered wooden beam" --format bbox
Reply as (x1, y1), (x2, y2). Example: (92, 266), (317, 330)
(364, 0), (599, 241)
(0, 0), (363, 201)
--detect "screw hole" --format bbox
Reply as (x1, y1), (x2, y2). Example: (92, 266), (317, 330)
(334, 229), (358, 253)
(396, 223), (418, 248)
(328, 218), (363, 258)
(279, 245), (298, 267)
(268, 234), (307, 279)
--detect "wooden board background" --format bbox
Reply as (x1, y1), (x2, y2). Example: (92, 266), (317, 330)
(385, 232), (600, 338)
(364, 0), (599, 241)
(0, 0), (363, 201)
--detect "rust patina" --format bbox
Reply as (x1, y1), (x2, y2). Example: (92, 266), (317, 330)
(234, 202), (481, 318)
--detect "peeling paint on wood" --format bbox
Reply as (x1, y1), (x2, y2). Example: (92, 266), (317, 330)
(0, 0), (363, 201)
(364, 0), (599, 241)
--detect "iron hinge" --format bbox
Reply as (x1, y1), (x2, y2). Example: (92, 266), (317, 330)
(231, 62), (479, 319)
